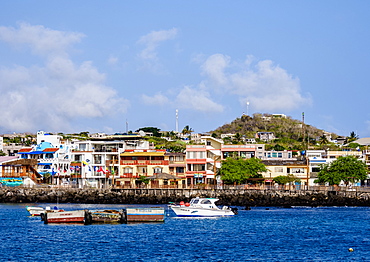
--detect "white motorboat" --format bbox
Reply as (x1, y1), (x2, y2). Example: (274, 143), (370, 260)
(26, 206), (64, 217)
(169, 197), (238, 217)
(26, 206), (45, 216)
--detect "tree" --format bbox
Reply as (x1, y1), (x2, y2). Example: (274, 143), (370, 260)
(273, 174), (300, 185)
(318, 135), (329, 146)
(181, 125), (193, 136)
(43, 172), (52, 184)
(136, 127), (161, 137)
(232, 133), (242, 144)
(346, 131), (359, 143)
(219, 157), (267, 184)
(272, 144), (285, 151)
(315, 155), (368, 185)
(139, 175), (150, 187)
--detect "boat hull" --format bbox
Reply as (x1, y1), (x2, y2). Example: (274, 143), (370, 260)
(44, 210), (88, 224)
(26, 207), (44, 216)
(123, 207), (165, 223)
(170, 206), (235, 217)
(90, 210), (124, 224)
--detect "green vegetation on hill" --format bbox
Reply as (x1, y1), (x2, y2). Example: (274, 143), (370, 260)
(210, 113), (339, 151)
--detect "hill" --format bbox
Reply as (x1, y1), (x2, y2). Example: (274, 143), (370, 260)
(210, 113), (338, 151)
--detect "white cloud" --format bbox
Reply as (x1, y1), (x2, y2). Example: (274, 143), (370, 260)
(137, 28), (178, 60)
(141, 93), (169, 106)
(137, 28), (178, 73)
(175, 86), (224, 113)
(201, 54), (311, 112)
(0, 23), (128, 132)
(201, 54), (230, 86)
(0, 22), (84, 57)
(107, 55), (119, 66)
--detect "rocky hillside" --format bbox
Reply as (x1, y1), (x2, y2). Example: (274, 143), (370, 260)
(210, 113), (337, 150)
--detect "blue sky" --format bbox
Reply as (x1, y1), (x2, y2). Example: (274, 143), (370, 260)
(0, 1), (369, 138)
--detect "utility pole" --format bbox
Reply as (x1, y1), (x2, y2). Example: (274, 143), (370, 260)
(125, 119), (129, 134)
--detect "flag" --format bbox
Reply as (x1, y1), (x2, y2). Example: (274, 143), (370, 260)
(97, 167), (106, 174)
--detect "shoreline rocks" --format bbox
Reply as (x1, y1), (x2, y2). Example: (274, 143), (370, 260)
(0, 187), (369, 207)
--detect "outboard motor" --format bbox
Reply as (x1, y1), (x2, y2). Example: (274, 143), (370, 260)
(231, 207), (238, 215)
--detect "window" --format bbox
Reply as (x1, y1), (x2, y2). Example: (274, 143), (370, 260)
(138, 167), (147, 173)
(153, 167), (162, 173)
(94, 155), (102, 164)
(123, 167), (133, 173)
(291, 168), (304, 173)
(193, 164), (205, 171)
(275, 167), (283, 172)
(199, 151), (205, 159)
(45, 153), (53, 159)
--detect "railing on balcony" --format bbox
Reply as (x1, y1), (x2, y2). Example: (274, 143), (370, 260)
(119, 173), (139, 178)
(94, 148), (119, 152)
(120, 160), (169, 165)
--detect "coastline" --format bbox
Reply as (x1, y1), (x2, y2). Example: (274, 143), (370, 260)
(1, 187), (370, 207)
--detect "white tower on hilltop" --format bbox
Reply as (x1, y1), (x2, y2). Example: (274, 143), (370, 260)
(176, 109), (179, 133)
(246, 101), (250, 116)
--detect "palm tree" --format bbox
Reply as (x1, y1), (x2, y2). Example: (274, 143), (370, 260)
(182, 125), (193, 136)
(346, 131), (359, 143)
(318, 134), (329, 146)
(233, 133), (242, 144)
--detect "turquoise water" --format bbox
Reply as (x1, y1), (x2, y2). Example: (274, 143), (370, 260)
(1, 203), (369, 261)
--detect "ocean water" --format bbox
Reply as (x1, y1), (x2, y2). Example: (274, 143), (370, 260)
(1, 203), (369, 262)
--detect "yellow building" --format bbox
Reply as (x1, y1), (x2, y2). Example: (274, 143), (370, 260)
(262, 159), (309, 186)
(117, 149), (173, 188)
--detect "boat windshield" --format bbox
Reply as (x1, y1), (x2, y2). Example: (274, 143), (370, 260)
(200, 199), (211, 204)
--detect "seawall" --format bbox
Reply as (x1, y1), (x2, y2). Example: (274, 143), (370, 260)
(2, 187), (370, 207)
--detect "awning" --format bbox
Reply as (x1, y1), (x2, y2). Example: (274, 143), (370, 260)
(26, 151), (46, 154)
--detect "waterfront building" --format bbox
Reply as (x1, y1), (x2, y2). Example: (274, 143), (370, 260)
(305, 150), (327, 185)
(118, 149), (172, 188)
(165, 152), (186, 181)
(18, 131), (71, 186)
(262, 159), (309, 186)
(186, 136), (266, 187)
(70, 134), (151, 188)
(0, 156), (40, 186)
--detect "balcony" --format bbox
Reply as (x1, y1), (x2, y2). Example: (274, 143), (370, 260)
(120, 160), (169, 166)
(119, 172), (148, 178)
(93, 148), (119, 153)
